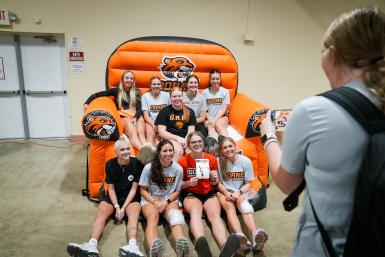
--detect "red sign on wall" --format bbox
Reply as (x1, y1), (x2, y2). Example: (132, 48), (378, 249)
(69, 51), (84, 61)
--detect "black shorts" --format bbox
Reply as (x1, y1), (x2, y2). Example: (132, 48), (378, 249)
(99, 193), (140, 207)
(181, 190), (217, 205)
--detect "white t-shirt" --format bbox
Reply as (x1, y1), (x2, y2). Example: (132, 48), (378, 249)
(183, 92), (207, 119)
(281, 80), (379, 257)
(141, 91), (170, 121)
(139, 161), (183, 206)
(217, 154), (254, 192)
(203, 87), (230, 117)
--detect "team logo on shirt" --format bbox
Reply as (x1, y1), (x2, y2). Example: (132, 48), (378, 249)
(245, 109), (269, 138)
(175, 121), (184, 129)
(223, 172), (244, 180)
(163, 176), (176, 183)
(159, 56), (196, 90)
(128, 175), (134, 181)
(83, 110), (119, 141)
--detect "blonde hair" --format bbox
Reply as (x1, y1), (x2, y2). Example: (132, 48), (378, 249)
(323, 6), (385, 112)
(218, 136), (237, 175)
(114, 135), (131, 153)
(117, 71), (138, 111)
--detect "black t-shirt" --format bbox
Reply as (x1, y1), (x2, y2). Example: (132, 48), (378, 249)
(84, 87), (143, 119)
(155, 105), (197, 138)
(105, 157), (143, 200)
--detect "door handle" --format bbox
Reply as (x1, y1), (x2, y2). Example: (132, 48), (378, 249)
(24, 90), (67, 95)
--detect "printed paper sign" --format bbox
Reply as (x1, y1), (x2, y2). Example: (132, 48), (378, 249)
(70, 37), (81, 51)
(70, 63), (85, 74)
(195, 159), (210, 179)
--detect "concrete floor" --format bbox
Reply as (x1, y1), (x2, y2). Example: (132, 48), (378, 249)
(0, 139), (301, 257)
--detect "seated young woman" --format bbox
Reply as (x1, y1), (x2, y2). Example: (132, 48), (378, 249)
(67, 136), (144, 257)
(83, 70), (147, 150)
(155, 86), (196, 161)
(203, 69), (230, 142)
(142, 76), (170, 145)
(216, 136), (268, 253)
(139, 140), (190, 257)
(178, 131), (240, 257)
(183, 75), (208, 138)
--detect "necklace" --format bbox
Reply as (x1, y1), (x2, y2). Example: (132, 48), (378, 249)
(118, 160), (130, 172)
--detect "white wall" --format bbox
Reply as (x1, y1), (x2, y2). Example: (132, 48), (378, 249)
(1, 0), (333, 135)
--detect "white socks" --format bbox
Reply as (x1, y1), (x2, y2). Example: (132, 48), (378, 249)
(89, 238), (98, 246)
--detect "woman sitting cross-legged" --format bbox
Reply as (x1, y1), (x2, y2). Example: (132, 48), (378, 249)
(216, 136), (268, 253)
(139, 140), (190, 257)
(178, 131), (240, 257)
(67, 136), (144, 257)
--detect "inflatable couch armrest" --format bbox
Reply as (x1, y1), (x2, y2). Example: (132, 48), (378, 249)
(82, 96), (123, 141)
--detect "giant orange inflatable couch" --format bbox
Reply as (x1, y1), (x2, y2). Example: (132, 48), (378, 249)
(82, 36), (270, 202)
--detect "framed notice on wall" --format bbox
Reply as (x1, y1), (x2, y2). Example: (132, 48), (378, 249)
(0, 57), (5, 80)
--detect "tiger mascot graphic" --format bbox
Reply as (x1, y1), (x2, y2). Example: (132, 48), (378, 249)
(160, 56), (195, 82)
(83, 111), (117, 140)
(245, 109), (269, 138)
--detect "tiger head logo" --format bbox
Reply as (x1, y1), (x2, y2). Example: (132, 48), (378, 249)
(160, 56), (195, 82)
(83, 111), (118, 140)
(245, 109), (269, 138)
(175, 121), (184, 129)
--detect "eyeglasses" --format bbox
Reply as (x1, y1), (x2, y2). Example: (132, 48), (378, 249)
(190, 140), (203, 145)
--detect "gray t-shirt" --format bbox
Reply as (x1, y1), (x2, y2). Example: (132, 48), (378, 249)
(141, 91), (170, 121)
(217, 154), (254, 192)
(183, 92), (207, 119)
(203, 87), (230, 117)
(281, 80), (379, 257)
(139, 161), (183, 206)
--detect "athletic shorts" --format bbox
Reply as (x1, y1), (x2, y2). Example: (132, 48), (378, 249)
(181, 190), (217, 205)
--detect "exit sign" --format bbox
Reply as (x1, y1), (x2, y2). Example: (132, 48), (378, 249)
(0, 10), (10, 25)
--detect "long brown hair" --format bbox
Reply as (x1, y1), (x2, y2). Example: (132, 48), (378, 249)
(323, 6), (385, 112)
(150, 140), (174, 189)
(117, 70), (138, 111)
(208, 69), (222, 89)
(170, 86), (190, 123)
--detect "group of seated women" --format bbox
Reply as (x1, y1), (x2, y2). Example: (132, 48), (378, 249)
(68, 70), (267, 257)
(67, 133), (268, 257)
(82, 69), (231, 160)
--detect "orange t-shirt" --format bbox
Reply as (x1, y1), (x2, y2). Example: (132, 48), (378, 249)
(178, 152), (218, 195)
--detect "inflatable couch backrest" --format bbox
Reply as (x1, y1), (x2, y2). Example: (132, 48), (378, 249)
(106, 36), (238, 99)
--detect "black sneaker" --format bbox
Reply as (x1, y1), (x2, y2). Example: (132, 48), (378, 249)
(195, 236), (212, 257)
(219, 233), (240, 257)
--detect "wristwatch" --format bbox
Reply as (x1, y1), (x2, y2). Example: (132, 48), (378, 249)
(167, 199), (171, 204)
(261, 132), (277, 144)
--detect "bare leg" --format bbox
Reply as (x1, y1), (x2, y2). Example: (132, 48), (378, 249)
(217, 192), (242, 233)
(183, 197), (205, 240)
(205, 120), (219, 139)
(170, 140), (184, 161)
(125, 202), (142, 240)
(214, 116), (229, 137)
(137, 117), (148, 144)
(90, 201), (114, 240)
(163, 202), (185, 240)
(145, 123), (156, 145)
(142, 203), (160, 248)
(203, 196), (228, 247)
(121, 117), (142, 150)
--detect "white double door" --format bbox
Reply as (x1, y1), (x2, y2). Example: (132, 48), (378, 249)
(0, 33), (69, 139)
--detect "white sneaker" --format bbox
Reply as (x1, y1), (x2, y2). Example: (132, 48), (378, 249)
(176, 237), (190, 257)
(252, 228), (268, 251)
(149, 238), (164, 257)
(67, 242), (99, 257)
(119, 242), (144, 257)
